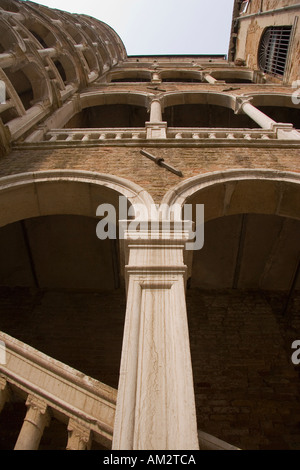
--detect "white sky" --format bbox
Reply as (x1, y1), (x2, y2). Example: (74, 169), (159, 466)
(24, 0), (235, 56)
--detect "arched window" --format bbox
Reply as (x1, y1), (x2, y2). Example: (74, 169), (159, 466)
(258, 26), (292, 77)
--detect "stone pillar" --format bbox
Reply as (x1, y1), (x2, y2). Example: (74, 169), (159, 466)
(203, 73), (218, 84)
(149, 98), (163, 122)
(67, 419), (91, 450)
(14, 395), (50, 450)
(0, 52), (15, 69)
(151, 72), (161, 84)
(113, 223), (199, 450)
(146, 98), (167, 139)
(235, 97), (276, 129)
(0, 378), (10, 413)
(235, 96), (300, 139)
(203, 73), (225, 84)
(37, 48), (57, 59)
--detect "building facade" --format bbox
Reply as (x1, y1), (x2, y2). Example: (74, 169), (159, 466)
(0, 0), (300, 450)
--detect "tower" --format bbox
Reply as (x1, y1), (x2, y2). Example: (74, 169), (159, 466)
(0, 0), (300, 450)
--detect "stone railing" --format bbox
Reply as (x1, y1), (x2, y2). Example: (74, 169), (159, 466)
(198, 430), (241, 450)
(44, 128), (147, 143)
(167, 127), (277, 140)
(38, 126), (279, 145)
(0, 331), (116, 450)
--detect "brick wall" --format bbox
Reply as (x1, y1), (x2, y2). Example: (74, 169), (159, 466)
(1, 146), (299, 203)
(187, 289), (300, 450)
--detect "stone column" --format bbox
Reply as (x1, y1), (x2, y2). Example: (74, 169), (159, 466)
(203, 73), (218, 84)
(37, 48), (57, 59)
(0, 52), (15, 69)
(235, 96), (276, 129)
(151, 72), (161, 84)
(113, 222), (199, 450)
(14, 395), (50, 450)
(146, 98), (167, 139)
(203, 73), (225, 84)
(0, 378), (9, 413)
(235, 96), (300, 139)
(149, 98), (163, 122)
(67, 419), (91, 450)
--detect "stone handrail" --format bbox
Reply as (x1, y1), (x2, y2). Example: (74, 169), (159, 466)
(0, 330), (117, 449)
(198, 430), (241, 450)
(167, 127), (277, 140)
(40, 126), (278, 144)
(45, 128), (147, 142)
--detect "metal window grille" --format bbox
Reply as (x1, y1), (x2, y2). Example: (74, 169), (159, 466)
(258, 26), (292, 77)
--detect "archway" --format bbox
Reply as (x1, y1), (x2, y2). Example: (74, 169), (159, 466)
(64, 92), (150, 128)
(0, 170), (154, 386)
(161, 92), (259, 128)
(162, 169), (300, 450)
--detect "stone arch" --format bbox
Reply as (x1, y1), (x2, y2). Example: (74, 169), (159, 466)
(106, 70), (152, 83)
(64, 91), (151, 128)
(209, 69), (255, 83)
(160, 92), (256, 128)
(161, 168), (300, 222)
(0, 170), (154, 227)
(80, 91), (150, 109)
(160, 70), (202, 82)
(248, 93), (300, 109)
(246, 93), (300, 128)
(179, 170), (300, 450)
(0, 170), (149, 390)
(161, 91), (236, 111)
(52, 54), (80, 87)
(23, 17), (60, 49)
(0, 0), (20, 13)
(0, 16), (26, 53)
(3, 59), (52, 111)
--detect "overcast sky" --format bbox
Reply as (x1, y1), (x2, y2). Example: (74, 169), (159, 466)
(26, 0), (235, 56)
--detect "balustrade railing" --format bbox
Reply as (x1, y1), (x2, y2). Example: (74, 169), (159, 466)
(44, 128), (147, 143)
(0, 331), (242, 450)
(40, 127), (278, 145)
(0, 331), (116, 450)
(167, 127), (277, 140)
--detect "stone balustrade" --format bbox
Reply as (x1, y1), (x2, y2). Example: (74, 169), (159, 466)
(0, 330), (116, 450)
(0, 328), (241, 450)
(44, 128), (147, 143)
(39, 127), (278, 145)
(167, 127), (277, 140)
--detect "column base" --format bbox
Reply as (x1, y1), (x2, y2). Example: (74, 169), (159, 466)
(145, 122), (167, 139)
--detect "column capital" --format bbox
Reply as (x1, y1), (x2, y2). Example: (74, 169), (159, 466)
(119, 220), (195, 285)
(25, 394), (49, 416)
(234, 95), (253, 114)
(67, 418), (92, 450)
(25, 394), (51, 431)
(0, 377), (10, 413)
